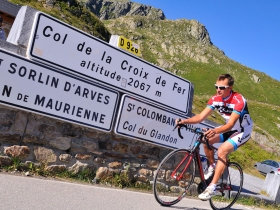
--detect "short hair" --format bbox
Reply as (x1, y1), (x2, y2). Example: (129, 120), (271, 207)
(217, 74), (234, 86)
(0, 16), (2, 22)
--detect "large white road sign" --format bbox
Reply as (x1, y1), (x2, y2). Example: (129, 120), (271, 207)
(27, 12), (192, 114)
(115, 95), (215, 150)
(0, 49), (119, 132)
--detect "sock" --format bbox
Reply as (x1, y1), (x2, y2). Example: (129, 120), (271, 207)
(210, 163), (216, 169)
(209, 183), (216, 191)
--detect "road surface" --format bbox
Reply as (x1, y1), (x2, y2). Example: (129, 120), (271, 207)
(0, 173), (265, 210)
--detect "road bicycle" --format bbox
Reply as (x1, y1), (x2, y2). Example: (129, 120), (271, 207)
(153, 123), (244, 210)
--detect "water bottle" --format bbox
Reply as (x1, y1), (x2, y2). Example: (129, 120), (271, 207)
(200, 156), (208, 172)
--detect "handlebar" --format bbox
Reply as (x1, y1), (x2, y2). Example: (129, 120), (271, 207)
(174, 119), (212, 150)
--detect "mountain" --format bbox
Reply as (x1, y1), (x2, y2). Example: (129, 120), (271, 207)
(8, 0), (280, 156)
(83, 0), (165, 20)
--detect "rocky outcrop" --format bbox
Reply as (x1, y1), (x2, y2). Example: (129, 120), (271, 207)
(85, 0), (165, 20)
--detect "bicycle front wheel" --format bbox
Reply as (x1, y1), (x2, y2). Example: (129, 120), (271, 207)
(153, 149), (196, 206)
(209, 162), (243, 210)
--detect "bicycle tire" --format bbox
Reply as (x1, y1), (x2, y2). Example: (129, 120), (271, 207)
(209, 162), (243, 210)
(153, 149), (196, 206)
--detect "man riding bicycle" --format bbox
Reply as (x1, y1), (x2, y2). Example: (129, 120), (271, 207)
(176, 73), (253, 200)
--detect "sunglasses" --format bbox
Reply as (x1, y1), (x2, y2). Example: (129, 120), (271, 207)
(215, 84), (229, 90)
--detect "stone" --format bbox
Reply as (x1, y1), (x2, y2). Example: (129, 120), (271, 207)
(0, 109), (15, 131)
(25, 171), (31, 176)
(131, 163), (141, 168)
(56, 122), (83, 137)
(38, 124), (56, 134)
(113, 143), (128, 153)
(137, 155), (148, 159)
(93, 157), (106, 164)
(4, 145), (30, 159)
(68, 162), (94, 174)
(59, 154), (72, 162)
(82, 139), (98, 153)
(252, 74), (261, 83)
(104, 152), (125, 159)
(98, 141), (112, 150)
(142, 147), (160, 156)
(46, 165), (66, 173)
(14, 112), (29, 133)
(130, 146), (141, 154)
(75, 154), (91, 160)
(0, 134), (21, 144)
(146, 159), (159, 169)
(137, 175), (148, 182)
(138, 168), (153, 177)
(70, 138), (87, 154)
(49, 137), (71, 150)
(0, 156), (12, 167)
(22, 134), (48, 145)
(95, 167), (109, 180)
(33, 146), (57, 163)
(108, 161), (122, 169)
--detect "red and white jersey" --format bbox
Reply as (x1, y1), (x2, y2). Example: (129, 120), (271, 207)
(207, 91), (253, 132)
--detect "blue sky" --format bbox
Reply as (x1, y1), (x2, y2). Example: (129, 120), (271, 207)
(134, 0), (280, 82)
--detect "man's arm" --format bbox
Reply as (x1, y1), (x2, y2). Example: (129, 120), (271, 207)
(179, 107), (214, 124)
(204, 112), (239, 139)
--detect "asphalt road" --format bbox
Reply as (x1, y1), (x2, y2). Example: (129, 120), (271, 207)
(0, 173), (265, 210)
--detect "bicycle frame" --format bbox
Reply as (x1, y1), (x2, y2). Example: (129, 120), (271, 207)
(170, 132), (221, 191)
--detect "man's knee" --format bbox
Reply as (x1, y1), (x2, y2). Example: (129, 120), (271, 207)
(217, 149), (229, 159)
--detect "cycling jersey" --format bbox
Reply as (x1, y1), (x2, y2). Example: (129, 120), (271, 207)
(207, 90), (253, 150)
(207, 90), (253, 132)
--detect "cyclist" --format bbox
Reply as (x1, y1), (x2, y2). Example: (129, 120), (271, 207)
(176, 73), (253, 200)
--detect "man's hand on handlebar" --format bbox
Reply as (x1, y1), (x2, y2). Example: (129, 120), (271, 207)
(203, 128), (217, 139)
(175, 118), (182, 125)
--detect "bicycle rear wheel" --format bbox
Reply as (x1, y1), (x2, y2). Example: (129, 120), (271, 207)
(153, 149), (196, 206)
(209, 162), (243, 210)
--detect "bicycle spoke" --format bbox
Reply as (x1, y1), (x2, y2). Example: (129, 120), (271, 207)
(209, 162), (243, 210)
(153, 149), (196, 206)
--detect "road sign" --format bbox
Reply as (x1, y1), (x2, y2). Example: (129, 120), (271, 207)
(0, 49), (119, 132)
(109, 35), (141, 56)
(115, 95), (215, 150)
(27, 12), (192, 114)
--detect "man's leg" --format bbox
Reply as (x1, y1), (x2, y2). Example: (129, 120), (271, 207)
(203, 135), (219, 165)
(203, 134), (220, 179)
(211, 141), (234, 184)
(198, 141), (234, 200)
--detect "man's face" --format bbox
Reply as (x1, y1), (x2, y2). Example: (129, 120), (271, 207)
(215, 78), (232, 98)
